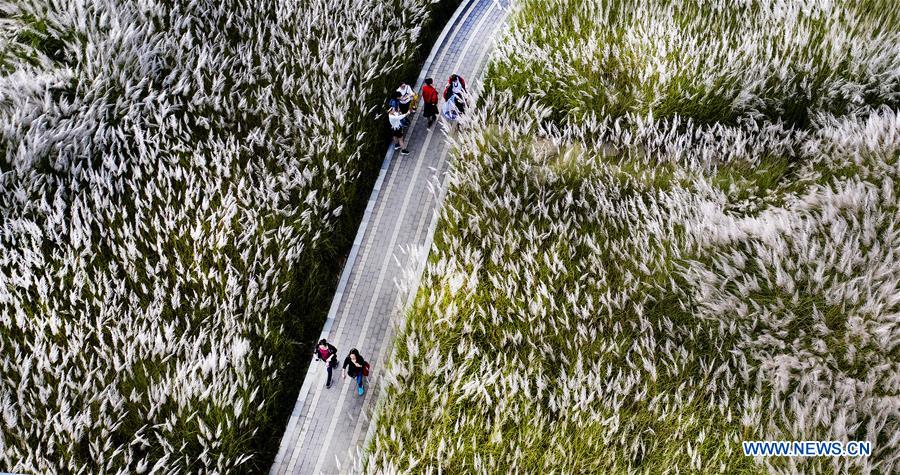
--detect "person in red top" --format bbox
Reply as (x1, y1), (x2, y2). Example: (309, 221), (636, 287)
(313, 339), (338, 389)
(421, 78), (440, 128)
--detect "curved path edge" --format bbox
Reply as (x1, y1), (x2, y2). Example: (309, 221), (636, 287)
(270, 1), (510, 473)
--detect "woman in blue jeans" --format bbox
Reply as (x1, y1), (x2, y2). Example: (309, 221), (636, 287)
(342, 349), (368, 396)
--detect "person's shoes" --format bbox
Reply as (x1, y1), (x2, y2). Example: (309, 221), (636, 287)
(394, 144), (401, 150)
(326, 381), (332, 389)
(357, 386), (364, 396)
(400, 149), (410, 155)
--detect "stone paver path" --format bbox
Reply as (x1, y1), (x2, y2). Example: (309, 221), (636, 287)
(269, 1), (510, 473)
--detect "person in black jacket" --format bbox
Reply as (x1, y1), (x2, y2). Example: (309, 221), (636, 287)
(342, 349), (368, 396)
(313, 339), (338, 389)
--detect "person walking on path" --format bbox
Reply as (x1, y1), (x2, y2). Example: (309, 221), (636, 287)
(442, 93), (462, 129)
(450, 74), (467, 95)
(389, 107), (411, 155)
(342, 349), (369, 396)
(421, 78), (440, 129)
(313, 339), (339, 389)
(443, 74), (467, 113)
(397, 82), (415, 114)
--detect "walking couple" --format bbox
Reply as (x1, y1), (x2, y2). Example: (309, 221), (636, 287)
(313, 339), (370, 396)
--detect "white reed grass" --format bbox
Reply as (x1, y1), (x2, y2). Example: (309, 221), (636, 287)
(0, 0), (437, 471)
(368, 0), (900, 472)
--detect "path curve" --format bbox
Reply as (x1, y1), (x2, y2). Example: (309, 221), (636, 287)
(269, 0), (510, 473)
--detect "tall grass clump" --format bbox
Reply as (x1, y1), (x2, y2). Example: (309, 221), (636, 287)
(369, 0), (900, 472)
(0, 0), (451, 471)
(488, 0), (900, 126)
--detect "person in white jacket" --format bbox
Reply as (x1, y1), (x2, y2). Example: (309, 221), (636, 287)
(389, 108), (411, 155)
(442, 93), (461, 129)
(397, 82), (415, 114)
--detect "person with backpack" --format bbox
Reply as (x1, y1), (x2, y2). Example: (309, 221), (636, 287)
(421, 78), (440, 129)
(312, 339), (339, 389)
(342, 349), (369, 396)
(397, 82), (415, 114)
(443, 74), (467, 99)
(443, 74), (467, 113)
(388, 107), (411, 155)
(450, 74), (467, 95)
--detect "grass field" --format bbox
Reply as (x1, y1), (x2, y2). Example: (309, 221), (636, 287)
(0, 0), (453, 471)
(489, 0), (900, 126)
(368, 0), (900, 472)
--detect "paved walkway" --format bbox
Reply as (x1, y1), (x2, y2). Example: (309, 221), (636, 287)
(269, 1), (510, 473)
